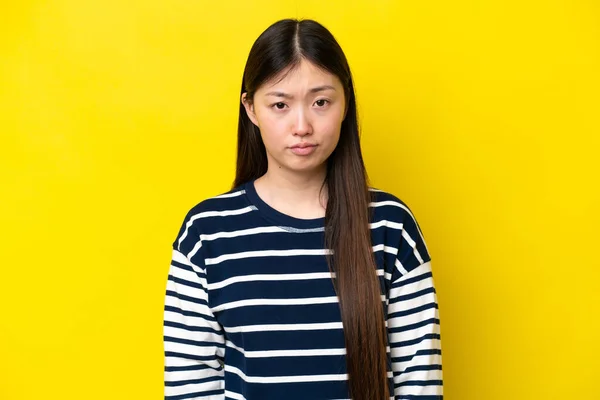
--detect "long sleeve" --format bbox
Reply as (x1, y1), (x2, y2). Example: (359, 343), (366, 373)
(386, 210), (443, 399)
(163, 244), (226, 399)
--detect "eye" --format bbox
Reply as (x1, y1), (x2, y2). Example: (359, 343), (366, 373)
(272, 102), (287, 110)
(315, 99), (329, 107)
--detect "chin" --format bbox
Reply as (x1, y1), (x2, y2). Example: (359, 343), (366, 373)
(285, 160), (327, 174)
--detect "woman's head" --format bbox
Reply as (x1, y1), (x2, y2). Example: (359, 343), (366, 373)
(235, 18), (359, 185)
(234, 19), (390, 400)
(242, 58), (346, 177)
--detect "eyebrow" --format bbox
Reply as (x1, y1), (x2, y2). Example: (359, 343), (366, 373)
(265, 85), (336, 99)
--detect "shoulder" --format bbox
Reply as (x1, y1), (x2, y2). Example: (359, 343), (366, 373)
(173, 184), (250, 253)
(368, 186), (422, 227)
(184, 184), (249, 218)
(369, 185), (432, 272)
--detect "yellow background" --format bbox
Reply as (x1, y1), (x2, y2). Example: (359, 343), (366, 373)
(1, 0), (599, 399)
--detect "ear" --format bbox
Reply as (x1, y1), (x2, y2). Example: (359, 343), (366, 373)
(343, 95), (349, 120)
(241, 92), (259, 127)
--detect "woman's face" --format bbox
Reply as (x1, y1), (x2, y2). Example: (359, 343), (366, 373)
(242, 58), (346, 177)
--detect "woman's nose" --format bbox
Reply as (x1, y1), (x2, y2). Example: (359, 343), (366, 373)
(293, 108), (313, 136)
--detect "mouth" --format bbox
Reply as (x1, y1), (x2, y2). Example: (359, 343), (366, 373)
(290, 143), (317, 149)
(289, 143), (318, 155)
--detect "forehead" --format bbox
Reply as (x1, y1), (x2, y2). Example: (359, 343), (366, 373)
(260, 59), (343, 92)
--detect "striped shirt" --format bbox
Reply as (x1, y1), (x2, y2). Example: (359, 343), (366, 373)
(163, 179), (443, 399)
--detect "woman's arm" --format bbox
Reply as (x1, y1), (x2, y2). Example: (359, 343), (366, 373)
(163, 247), (225, 399)
(386, 207), (443, 399)
(388, 260), (443, 399)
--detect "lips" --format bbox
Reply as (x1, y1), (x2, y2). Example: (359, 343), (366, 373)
(289, 143), (318, 155)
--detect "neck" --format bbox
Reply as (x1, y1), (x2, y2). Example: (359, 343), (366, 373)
(254, 166), (328, 219)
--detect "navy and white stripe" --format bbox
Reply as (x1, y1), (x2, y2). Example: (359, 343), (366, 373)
(164, 180), (443, 399)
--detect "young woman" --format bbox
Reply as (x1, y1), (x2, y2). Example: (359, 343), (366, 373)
(164, 19), (443, 400)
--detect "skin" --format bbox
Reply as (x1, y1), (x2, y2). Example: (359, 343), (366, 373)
(241, 58), (347, 219)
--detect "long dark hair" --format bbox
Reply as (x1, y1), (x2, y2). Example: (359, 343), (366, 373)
(233, 19), (389, 400)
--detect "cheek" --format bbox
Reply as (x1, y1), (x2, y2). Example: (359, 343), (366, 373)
(316, 114), (344, 143)
(256, 113), (286, 146)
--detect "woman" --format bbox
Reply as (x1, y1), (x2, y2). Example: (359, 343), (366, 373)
(164, 18), (443, 400)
